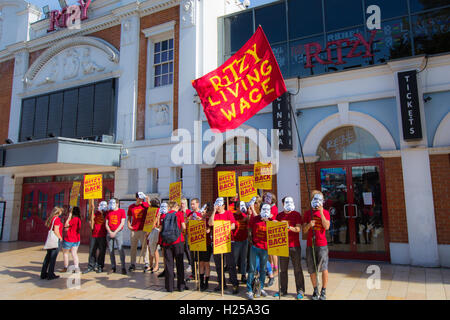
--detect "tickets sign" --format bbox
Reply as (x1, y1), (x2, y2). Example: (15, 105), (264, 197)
(143, 207), (158, 233)
(83, 174), (102, 199)
(217, 171), (237, 197)
(69, 181), (81, 207)
(254, 162), (272, 190)
(188, 220), (207, 252)
(213, 220), (231, 254)
(238, 176), (257, 202)
(169, 181), (182, 205)
(266, 221), (289, 257)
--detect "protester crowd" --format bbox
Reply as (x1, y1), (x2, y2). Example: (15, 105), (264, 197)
(40, 190), (330, 300)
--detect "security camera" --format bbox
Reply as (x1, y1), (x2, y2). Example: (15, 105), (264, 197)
(243, 0), (250, 8)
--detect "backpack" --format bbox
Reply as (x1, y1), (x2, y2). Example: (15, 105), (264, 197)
(160, 212), (181, 245)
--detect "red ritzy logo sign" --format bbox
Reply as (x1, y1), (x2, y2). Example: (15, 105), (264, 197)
(47, 0), (91, 32)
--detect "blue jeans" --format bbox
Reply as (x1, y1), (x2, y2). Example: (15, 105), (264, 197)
(256, 257), (273, 276)
(232, 239), (248, 276)
(246, 245), (268, 292)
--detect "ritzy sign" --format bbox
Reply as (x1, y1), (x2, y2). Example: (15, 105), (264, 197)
(47, 0), (91, 32)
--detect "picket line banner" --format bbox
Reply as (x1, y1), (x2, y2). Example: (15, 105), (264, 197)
(217, 171), (237, 197)
(169, 181), (182, 205)
(238, 175), (257, 202)
(69, 181), (81, 207)
(188, 220), (207, 252)
(213, 220), (231, 254)
(83, 174), (102, 199)
(254, 162), (272, 190)
(143, 207), (158, 233)
(266, 220), (289, 257)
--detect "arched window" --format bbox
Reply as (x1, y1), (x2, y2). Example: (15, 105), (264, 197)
(317, 126), (380, 161)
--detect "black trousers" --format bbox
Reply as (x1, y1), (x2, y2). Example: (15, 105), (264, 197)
(213, 252), (238, 287)
(163, 241), (186, 292)
(88, 236), (107, 269)
(40, 245), (60, 278)
(184, 239), (193, 269)
(279, 246), (305, 294)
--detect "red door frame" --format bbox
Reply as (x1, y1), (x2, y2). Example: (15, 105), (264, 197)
(315, 158), (390, 262)
(19, 177), (115, 245)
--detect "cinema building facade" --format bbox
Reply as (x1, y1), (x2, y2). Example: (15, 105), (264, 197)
(0, 0), (448, 268)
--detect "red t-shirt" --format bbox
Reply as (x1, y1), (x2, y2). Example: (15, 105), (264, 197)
(106, 209), (126, 232)
(303, 209), (330, 247)
(64, 216), (81, 243)
(271, 205), (278, 220)
(92, 211), (107, 238)
(249, 215), (267, 250)
(128, 202), (149, 231)
(276, 211), (302, 247)
(159, 210), (185, 246)
(50, 216), (63, 238)
(233, 211), (248, 242)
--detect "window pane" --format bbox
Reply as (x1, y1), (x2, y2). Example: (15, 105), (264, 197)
(162, 74), (168, 86)
(224, 11), (253, 54)
(162, 40), (168, 51)
(325, 0), (363, 31)
(288, 0), (323, 39)
(161, 51), (168, 62)
(271, 42), (288, 77)
(154, 42), (161, 53)
(20, 98), (35, 141)
(155, 64), (162, 75)
(162, 63), (169, 74)
(169, 62), (173, 73)
(289, 35), (327, 77)
(410, 0), (449, 13)
(255, 2), (287, 43)
(412, 8), (450, 55)
(154, 76), (161, 87)
(169, 73), (173, 84)
(169, 38), (174, 49)
(154, 53), (160, 64)
(168, 49), (173, 61)
(34, 95), (49, 139)
(365, 0), (408, 20)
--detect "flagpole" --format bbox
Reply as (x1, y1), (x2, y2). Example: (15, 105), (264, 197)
(287, 85), (320, 286)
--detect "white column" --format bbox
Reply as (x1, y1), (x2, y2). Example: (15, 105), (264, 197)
(158, 167), (172, 199)
(1, 177), (23, 242)
(116, 14), (140, 144)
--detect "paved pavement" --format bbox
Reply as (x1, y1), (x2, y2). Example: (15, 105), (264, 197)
(0, 241), (449, 300)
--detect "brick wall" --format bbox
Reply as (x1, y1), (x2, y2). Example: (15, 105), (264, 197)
(201, 168), (215, 205)
(137, 6), (180, 140)
(0, 59), (14, 143)
(384, 157), (408, 243)
(299, 162), (317, 214)
(430, 154), (450, 245)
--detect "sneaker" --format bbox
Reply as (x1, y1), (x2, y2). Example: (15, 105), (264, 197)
(82, 268), (94, 274)
(273, 291), (287, 297)
(312, 288), (320, 300)
(319, 288), (327, 300)
(96, 267), (103, 273)
(261, 289), (268, 297)
(267, 277), (274, 287)
(296, 292), (304, 300)
(246, 291), (254, 300)
(128, 264), (136, 272)
(121, 268), (127, 275)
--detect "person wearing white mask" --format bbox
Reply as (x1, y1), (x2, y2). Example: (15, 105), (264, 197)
(274, 196), (305, 300)
(105, 198), (127, 274)
(83, 201), (108, 274)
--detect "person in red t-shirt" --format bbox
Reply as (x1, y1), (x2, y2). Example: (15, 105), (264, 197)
(61, 206), (82, 273)
(263, 192), (279, 278)
(105, 198), (127, 274)
(303, 190), (330, 301)
(40, 207), (64, 280)
(179, 198), (194, 278)
(159, 201), (187, 292)
(84, 201), (108, 274)
(208, 197), (239, 295)
(232, 200), (249, 284)
(127, 192), (150, 272)
(274, 196), (306, 300)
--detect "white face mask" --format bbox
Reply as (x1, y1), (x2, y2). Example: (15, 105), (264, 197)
(108, 199), (117, 211)
(137, 192), (146, 200)
(247, 196), (257, 207)
(260, 204), (271, 219)
(284, 197), (295, 212)
(263, 193), (273, 205)
(98, 201), (108, 212)
(214, 197), (224, 207)
(160, 203), (168, 214)
(239, 201), (247, 213)
(200, 204), (207, 213)
(311, 194), (324, 209)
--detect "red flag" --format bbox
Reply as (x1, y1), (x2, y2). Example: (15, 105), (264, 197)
(192, 26), (287, 133)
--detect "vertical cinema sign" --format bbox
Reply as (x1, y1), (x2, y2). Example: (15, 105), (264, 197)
(398, 70), (422, 140)
(273, 92), (292, 150)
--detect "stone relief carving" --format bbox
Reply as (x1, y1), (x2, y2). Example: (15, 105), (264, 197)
(81, 47), (105, 75)
(155, 104), (170, 126)
(38, 57), (58, 86)
(63, 49), (80, 80)
(181, 0), (195, 28)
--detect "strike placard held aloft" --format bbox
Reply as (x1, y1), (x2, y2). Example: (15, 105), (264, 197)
(192, 26), (287, 133)
(69, 181), (81, 207)
(238, 176), (258, 202)
(143, 207), (158, 233)
(83, 174), (102, 199)
(217, 171), (237, 197)
(169, 181), (182, 205)
(254, 162), (272, 190)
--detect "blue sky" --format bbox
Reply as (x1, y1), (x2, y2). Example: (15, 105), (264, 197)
(27, 0), (277, 12)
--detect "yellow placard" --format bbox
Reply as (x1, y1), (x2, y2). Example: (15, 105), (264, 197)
(69, 181), (81, 207)
(143, 207), (158, 233)
(254, 162), (272, 190)
(83, 174), (103, 199)
(238, 176), (258, 202)
(217, 171), (237, 197)
(169, 181), (182, 205)
(188, 220), (207, 252)
(267, 221), (289, 257)
(213, 220), (231, 254)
